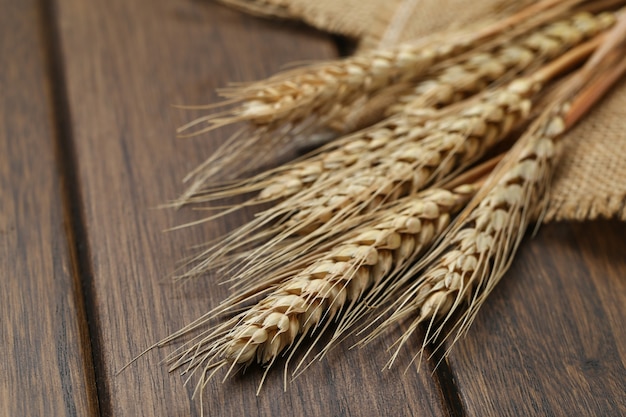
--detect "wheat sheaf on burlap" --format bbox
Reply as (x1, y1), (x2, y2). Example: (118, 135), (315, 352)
(135, 1), (626, 411)
(216, 0), (626, 222)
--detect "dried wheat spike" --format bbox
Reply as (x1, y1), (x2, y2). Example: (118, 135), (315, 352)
(221, 76), (535, 207)
(166, 185), (475, 389)
(179, 80), (534, 278)
(181, 31), (606, 282)
(205, 0), (583, 128)
(185, 12), (616, 206)
(179, 113), (433, 205)
(281, 79), (537, 230)
(220, 41), (462, 126)
(177, 0), (593, 201)
(335, 11), (615, 131)
(390, 11), (615, 114)
(175, 34), (469, 198)
(364, 112), (567, 368)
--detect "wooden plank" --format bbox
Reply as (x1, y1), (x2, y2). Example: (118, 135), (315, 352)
(447, 220), (626, 416)
(54, 1), (448, 415)
(0, 1), (97, 416)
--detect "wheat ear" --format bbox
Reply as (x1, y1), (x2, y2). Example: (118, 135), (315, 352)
(194, 0), (582, 128)
(182, 43), (591, 279)
(361, 13), (626, 366)
(392, 11), (615, 114)
(171, 10), (615, 208)
(176, 82), (531, 280)
(366, 116), (565, 368)
(176, 0), (589, 202)
(175, 35), (465, 201)
(164, 185), (476, 392)
(308, 10), (615, 134)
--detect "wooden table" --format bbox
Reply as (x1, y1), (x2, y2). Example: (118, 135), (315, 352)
(3, 1), (625, 416)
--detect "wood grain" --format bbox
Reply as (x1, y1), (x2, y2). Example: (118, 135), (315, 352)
(446, 220), (626, 416)
(0, 1), (97, 415)
(53, 0), (447, 415)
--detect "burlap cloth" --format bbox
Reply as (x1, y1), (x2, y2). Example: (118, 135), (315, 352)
(219, 0), (626, 221)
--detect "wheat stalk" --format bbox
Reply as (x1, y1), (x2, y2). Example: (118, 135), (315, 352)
(140, 6), (626, 413)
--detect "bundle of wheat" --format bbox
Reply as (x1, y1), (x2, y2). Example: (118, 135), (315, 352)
(177, 0), (610, 200)
(137, 0), (626, 411)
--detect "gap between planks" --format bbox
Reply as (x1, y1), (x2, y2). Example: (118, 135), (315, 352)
(39, 0), (106, 415)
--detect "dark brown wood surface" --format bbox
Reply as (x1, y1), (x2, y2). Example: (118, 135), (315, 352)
(6, 0), (626, 416)
(448, 220), (626, 416)
(0, 1), (97, 415)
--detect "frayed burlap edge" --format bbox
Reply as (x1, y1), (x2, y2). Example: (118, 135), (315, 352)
(545, 78), (626, 222)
